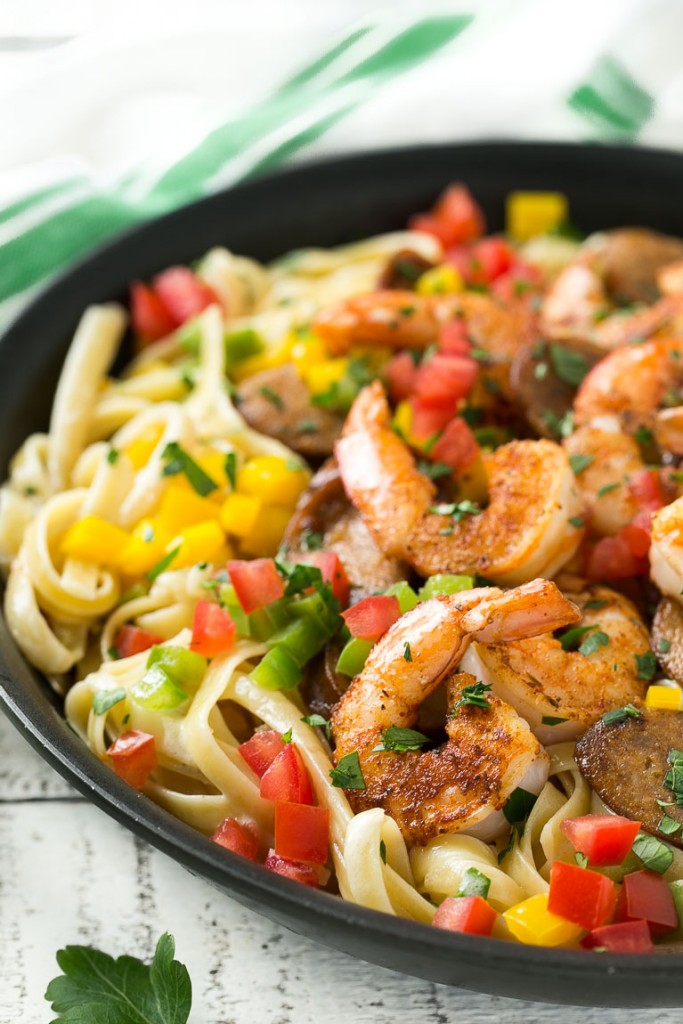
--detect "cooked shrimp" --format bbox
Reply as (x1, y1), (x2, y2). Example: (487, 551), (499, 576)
(460, 577), (650, 746)
(311, 289), (537, 359)
(335, 381), (584, 585)
(573, 335), (683, 451)
(650, 496), (683, 599)
(541, 228), (683, 351)
(331, 580), (580, 846)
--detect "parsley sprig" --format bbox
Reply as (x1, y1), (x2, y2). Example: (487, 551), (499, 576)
(373, 725), (429, 753)
(161, 442), (218, 496)
(452, 680), (492, 713)
(330, 750), (366, 790)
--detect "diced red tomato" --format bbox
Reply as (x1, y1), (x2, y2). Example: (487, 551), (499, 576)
(432, 896), (497, 936)
(432, 184), (486, 245)
(130, 282), (177, 343)
(113, 624), (164, 659)
(584, 533), (648, 581)
(107, 730), (157, 789)
(152, 266), (219, 326)
(260, 743), (314, 805)
(190, 599), (236, 657)
(620, 511), (652, 558)
(414, 354), (478, 408)
(438, 319), (471, 357)
(548, 861), (616, 931)
(212, 817), (259, 860)
(274, 803), (330, 864)
(430, 417), (480, 473)
(615, 870), (678, 936)
(560, 814), (641, 867)
(409, 397), (455, 440)
(386, 352), (418, 403)
(629, 468), (665, 512)
(407, 213), (454, 248)
(239, 730), (287, 778)
(470, 237), (515, 283)
(294, 551), (350, 608)
(341, 595), (402, 642)
(581, 919), (654, 953)
(491, 263), (544, 304)
(264, 849), (319, 888)
(227, 558), (285, 614)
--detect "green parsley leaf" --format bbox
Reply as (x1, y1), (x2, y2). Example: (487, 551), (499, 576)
(503, 787), (538, 824)
(44, 931), (192, 1023)
(470, 347), (490, 363)
(549, 344), (589, 387)
(301, 713), (332, 741)
(296, 419), (317, 435)
(460, 406), (484, 427)
(498, 828), (517, 864)
(456, 867), (491, 900)
(107, 646), (121, 660)
(299, 530), (324, 552)
(281, 727), (292, 743)
(224, 452), (237, 491)
(483, 377), (500, 395)
(453, 680), (492, 713)
(428, 500), (481, 523)
(403, 642), (412, 663)
(540, 408), (574, 439)
(584, 599), (608, 611)
(568, 453), (594, 475)
(664, 748), (683, 805)
(635, 651), (658, 681)
(259, 385), (284, 410)
(568, 515), (584, 529)
(417, 459), (453, 480)
(658, 814), (682, 837)
(146, 546), (181, 582)
(374, 725), (428, 753)
(634, 424), (655, 447)
(106, 447), (120, 465)
(659, 638), (672, 654)
(161, 442), (218, 496)
(632, 833), (674, 874)
(330, 750), (366, 790)
(596, 482), (620, 498)
(601, 703), (642, 726)
(557, 624), (598, 651)
(541, 715), (569, 726)
(579, 630), (610, 656)
(379, 839), (387, 864)
(92, 688), (126, 716)
(275, 560), (325, 599)
(575, 852), (588, 869)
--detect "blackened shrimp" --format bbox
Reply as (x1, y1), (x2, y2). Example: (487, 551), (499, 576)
(335, 382), (584, 585)
(330, 580), (580, 846)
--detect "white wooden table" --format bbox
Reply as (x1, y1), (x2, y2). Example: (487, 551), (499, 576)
(2, 710), (683, 1022)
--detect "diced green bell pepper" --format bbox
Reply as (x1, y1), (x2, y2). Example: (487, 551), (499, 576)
(219, 583), (251, 637)
(248, 597), (293, 641)
(384, 581), (419, 614)
(266, 615), (328, 668)
(290, 592), (339, 637)
(669, 880), (683, 940)
(146, 645), (207, 690)
(250, 645), (302, 690)
(224, 327), (264, 367)
(130, 664), (189, 711)
(418, 574), (475, 600)
(336, 637), (374, 677)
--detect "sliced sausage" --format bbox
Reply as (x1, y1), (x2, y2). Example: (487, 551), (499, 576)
(652, 597), (683, 686)
(509, 339), (601, 438)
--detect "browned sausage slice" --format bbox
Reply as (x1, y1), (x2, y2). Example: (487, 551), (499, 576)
(652, 598), (683, 686)
(575, 709), (683, 848)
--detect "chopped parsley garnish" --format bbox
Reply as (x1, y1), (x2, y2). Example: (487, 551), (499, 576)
(483, 377), (500, 395)
(224, 451), (237, 491)
(146, 545), (181, 582)
(634, 424), (655, 447)
(658, 814), (682, 837)
(259, 385), (284, 410)
(106, 447), (120, 465)
(632, 833), (674, 874)
(540, 408), (574, 439)
(417, 459), (453, 480)
(664, 748), (683, 805)
(161, 442), (218, 496)
(596, 482), (620, 498)
(659, 638), (672, 654)
(296, 419), (317, 434)
(579, 630), (610, 656)
(541, 715), (569, 726)
(584, 599), (608, 611)
(301, 713), (332, 741)
(635, 651), (658, 681)
(568, 516), (584, 529)
(379, 839), (387, 864)
(550, 344), (589, 387)
(470, 347), (490, 363)
(403, 642), (412, 662)
(107, 646), (121, 660)
(330, 751), (366, 790)
(300, 530), (324, 552)
(453, 680), (492, 713)
(281, 728), (292, 743)
(575, 852), (588, 869)
(92, 687), (126, 715)
(373, 725), (428, 753)
(601, 703), (642, 726)
(429, 500), (481, 523)
(503, 787), (538, 824)
(557, 623), (598, 652)
(568, 453), (594, 475)
(456, 867), (491, 900)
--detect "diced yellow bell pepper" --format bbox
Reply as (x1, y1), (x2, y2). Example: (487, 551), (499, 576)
(506, 191), (568, 242)
(60, 516), (130, 566)
(457, 452), (489, 505)
(645, 685), (683, 711)
(416, 263), (464, 296)
(502, 893), (582, 947)
(391, 401), (433, 453)
(289, 334), (328, 372)
(167, 519), (227, 568)
(239, 505), (292, 558)
(117, 518), (173, 577)
(301, 358), (349, 397)
(238, 456), (310, 507)
(349, 345), (391, 372)
(219, 492), (264, 538)
(195, 450), (229, 491)
(229, 339), (291, 383)
(156, 482), (221, 535)
(125, 426), (164, 470)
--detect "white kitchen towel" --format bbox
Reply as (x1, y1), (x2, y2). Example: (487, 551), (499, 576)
(1, 0), (681, 324)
